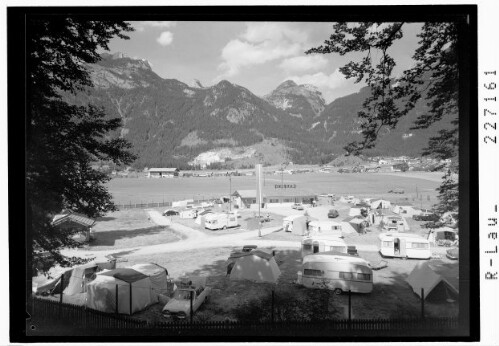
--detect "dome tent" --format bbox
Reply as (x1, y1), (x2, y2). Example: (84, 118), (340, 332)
(230, 250), (281, 284)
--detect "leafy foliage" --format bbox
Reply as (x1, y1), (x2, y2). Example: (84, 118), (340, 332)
(307, 22), (460, 215)
(27, 18), (135, 275)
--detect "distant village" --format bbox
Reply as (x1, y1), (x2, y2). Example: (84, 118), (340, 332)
(91, 155), (453, 178)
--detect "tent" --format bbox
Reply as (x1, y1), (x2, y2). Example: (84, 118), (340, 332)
(371, 199), (392, 209)
(429, 227), (458, 244)
(406, 261), (459, 302)
(345, 217), (369, 234)
(131, 263), (170, 299)
(86, 268), (155, 315)
(63, 263), (99, 296)
(283, 215), (309, 235)
(230, 250), (281, 283)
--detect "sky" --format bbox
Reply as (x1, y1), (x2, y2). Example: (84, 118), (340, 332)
(108, 21), (423, 103)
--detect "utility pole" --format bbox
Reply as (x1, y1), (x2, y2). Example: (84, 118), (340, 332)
(228, 173), (232, 212)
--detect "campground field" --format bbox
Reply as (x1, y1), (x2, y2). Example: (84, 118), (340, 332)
(35, 171), (459, 324)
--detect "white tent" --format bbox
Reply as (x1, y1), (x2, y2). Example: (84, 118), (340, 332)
(339, 222), (356, 234)
(283, 215), (309, 235)
(406, 262), (459, 301)
(131, 263), (169, 299)
(86, 268), (155, 315)
(230, 250), (281, 284)
(63, 263), (99, 296)
(371, 199), (392, 209)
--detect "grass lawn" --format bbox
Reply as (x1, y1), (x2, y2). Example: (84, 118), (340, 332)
(87, 209), (183, 250)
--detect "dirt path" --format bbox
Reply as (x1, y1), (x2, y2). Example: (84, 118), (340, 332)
(61, 212), (287, 260)
(147, 209), (208, 241)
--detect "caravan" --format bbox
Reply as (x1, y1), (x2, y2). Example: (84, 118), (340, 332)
(301, 236), (347, 257)
(308, 221), (342, 237)
(297, 251), (373, 294)
(379, 232), (431, 259)
(205, 212), (239, 230)
(381, 215), (408, 232)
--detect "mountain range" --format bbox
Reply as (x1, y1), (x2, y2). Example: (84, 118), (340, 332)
(74, 52), (453, 168)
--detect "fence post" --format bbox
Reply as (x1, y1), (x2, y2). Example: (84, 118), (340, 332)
(190, 290), (194, 324)
(115, 284), (119, 315)
(271, 289), (275, 324)
(348, 290), (352, 329)
(59, 273), (64, 318)
(129, 283), (132, 316)
(421, 288), (425, 320)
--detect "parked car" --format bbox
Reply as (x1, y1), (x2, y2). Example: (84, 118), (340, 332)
(292, 203), (304, 210)
(328, 209), (339, 218)
(421, 221), (444, 229)
(388, 188), (405, 194)
(413, 213), (440, 222)
(257, 214), (271, 222)
(162, 279), (211, 319)
(163, 209), (179, 216)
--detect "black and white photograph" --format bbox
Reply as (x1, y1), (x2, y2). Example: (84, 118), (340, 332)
(6, 3), (486, 343)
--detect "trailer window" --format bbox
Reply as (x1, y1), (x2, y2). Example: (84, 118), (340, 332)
(229, 217), (236, 222)
(304, 269), (323, 277)
(269, 199), (279, 203)
(356, 273), (371, 281)
(332, 246), (346, 253)
(412, 242), (429, 249)
(382, 241), (392, 247)
(339, 272), (354, 280)
(302, 244), (312, 251)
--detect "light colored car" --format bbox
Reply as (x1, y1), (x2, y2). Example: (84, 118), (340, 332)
(292, 203), (304, 210)
(162, 280), (211, 319)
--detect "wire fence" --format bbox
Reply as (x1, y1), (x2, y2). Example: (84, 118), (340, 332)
(115, 196), (220, 210)
(28, 297), (460, 336)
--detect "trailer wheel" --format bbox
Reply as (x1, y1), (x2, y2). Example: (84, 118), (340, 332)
(334, 288), (343, 295)
(223, 225), (227, 230)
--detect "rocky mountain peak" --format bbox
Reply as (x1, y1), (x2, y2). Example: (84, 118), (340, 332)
(188, 79), (205, 89)
(276, 80), (298, 89)
(264, 80), (325, 118)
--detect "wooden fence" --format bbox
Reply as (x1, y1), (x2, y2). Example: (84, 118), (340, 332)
(29, 297), (460, 336)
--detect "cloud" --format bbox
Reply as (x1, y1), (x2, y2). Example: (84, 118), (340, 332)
(288, 69), (360, 102)
(279, 55), (328, 73)
(242, 22), (308, 44)
(133, 21), (177, 32)
(156, 31), (174, 46)
(217, 23), (309, 78)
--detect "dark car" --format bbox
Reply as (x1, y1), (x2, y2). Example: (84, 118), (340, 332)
(163, 209), (179, 216)
(413, 213), (439, 222)
(328, 209), (339, 218)
(421, 221), (444, 229)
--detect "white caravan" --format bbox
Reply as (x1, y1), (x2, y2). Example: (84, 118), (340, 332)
(301, 236), (348, 258)
(308, 221), (342, 238)
(378, 232), (431, 259)
(297, 251), (373, 294)
(204, 212), (239, 230)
